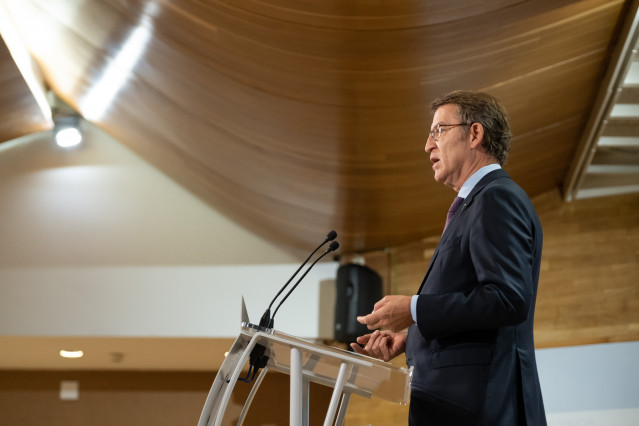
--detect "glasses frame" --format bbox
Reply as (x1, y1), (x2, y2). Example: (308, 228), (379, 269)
(428, 123), (469, 141)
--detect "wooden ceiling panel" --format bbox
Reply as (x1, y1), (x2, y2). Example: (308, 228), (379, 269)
(508, 119), (587, 195)
(0, 39), (49, 142)
(163, 0), (532, 32)
(496, 52), (609, 184)
(0, 0), (632, 254)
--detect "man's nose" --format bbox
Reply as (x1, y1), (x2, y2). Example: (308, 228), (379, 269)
(425, 136), (435, 153)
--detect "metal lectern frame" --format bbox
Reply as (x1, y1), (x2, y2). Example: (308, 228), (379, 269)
(198, 323), (412, 426)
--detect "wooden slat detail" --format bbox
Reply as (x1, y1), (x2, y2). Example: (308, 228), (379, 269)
(592, 148), (639, 165)
(0, 39), (50, 143)
(618, 85), (639, 104)
(581, 172), (639, 189)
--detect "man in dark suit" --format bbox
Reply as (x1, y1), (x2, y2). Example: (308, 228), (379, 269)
(350, 90), (546, 425)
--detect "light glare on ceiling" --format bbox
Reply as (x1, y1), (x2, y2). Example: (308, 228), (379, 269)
(80, 2), (158, 121)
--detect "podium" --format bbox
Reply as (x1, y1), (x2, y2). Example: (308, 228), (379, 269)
(198, 322), (412, 426)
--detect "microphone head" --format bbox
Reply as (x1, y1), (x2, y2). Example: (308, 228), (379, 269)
(326, 230), (337, 241)
(328, 241), (340, 252)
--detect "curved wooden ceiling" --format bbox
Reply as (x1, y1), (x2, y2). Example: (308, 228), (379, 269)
(0, 0), (633, 255)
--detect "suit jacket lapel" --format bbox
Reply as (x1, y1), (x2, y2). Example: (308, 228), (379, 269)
(416, 169), (508, 294)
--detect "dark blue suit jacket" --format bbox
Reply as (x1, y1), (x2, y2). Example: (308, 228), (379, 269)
(406, 169), (546, 425)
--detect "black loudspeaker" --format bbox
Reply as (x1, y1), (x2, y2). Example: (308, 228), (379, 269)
(334, 263), (383, 343)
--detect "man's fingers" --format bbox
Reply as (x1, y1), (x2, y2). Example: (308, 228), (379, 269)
(373, 296), (388, 310)
(350, 343), (366, 355)
(358, 312), (382, 330)
(356, 313), (373, 325)
(356, 334), (371, 345)
(367, 330), (387, 358)
(379, 336), (391, 361)
(364, 330), (380, 351)
(359, 297), (388, 327)
(351, 330), (403, 362)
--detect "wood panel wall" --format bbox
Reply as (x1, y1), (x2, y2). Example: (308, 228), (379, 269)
(533, 191), (639, 347)
(0, 370), (333, 426)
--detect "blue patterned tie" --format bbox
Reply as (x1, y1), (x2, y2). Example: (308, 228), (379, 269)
(443, 196), (464, 233)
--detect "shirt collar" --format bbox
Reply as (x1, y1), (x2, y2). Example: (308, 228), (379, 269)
(458, 163), (501, 198)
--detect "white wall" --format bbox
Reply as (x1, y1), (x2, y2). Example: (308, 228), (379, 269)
(0, 122), (340, 371)
(0, 264), (338, 339)
(537, 341), (639, 426)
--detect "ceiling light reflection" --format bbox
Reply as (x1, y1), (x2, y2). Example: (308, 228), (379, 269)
(81, 27), (151, 121)
(80, 2), (158, 121)
(0, 1), (53, 123)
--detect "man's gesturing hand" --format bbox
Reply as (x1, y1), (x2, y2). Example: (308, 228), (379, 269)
(350, 330), (407, 362)
(356, 295), (414, 332)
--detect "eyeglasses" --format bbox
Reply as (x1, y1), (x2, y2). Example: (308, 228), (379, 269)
(428, 123), (469, 141)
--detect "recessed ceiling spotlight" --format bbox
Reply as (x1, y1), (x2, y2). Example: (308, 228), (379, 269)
(55, 126), (83, 148)
(53, 115), (83, 148)
(60, 350), (84, 359)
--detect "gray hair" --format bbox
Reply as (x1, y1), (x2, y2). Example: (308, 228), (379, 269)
(430, 90), (512, 165)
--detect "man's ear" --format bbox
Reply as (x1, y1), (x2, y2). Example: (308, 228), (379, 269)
(468, 122), (484, 149)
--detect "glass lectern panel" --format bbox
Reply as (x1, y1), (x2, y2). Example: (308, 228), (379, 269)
(238, 323), (412, 404)
(199, 323), (412, 426)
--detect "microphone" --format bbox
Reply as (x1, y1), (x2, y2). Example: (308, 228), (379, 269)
(269, 240), (340, 328)
(258, 230), (337, 328)
(243, 233), (338, 384)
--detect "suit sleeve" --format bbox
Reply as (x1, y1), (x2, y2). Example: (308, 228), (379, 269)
(415, 185), (537, 340)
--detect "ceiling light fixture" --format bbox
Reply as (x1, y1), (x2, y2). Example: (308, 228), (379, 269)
(53, 116), (83, 148)
(59, 349), (84, 359)
(47, 91), (84, 149)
